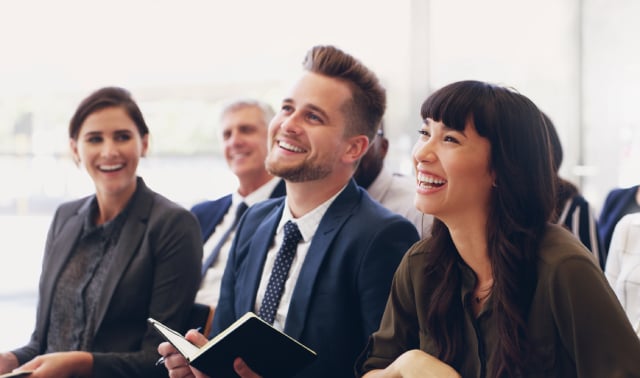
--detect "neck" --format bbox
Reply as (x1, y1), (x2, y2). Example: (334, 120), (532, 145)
(95, 193), (131, 225)
(285, 177), (349, 218)
(446, 215), (492, 282)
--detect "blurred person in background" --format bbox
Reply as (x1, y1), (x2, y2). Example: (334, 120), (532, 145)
(598, 184), (640, 256)
(354, 120), (432, 238)
(544, 112), (604, 269)
(605, 212), (640, 338)
(190, 99), (285, 335)
(0, 87), (202, 378)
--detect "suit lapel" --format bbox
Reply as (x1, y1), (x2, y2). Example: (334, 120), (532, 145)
(39, 199), (89, 333)
(284, 180), (361, 338)
(92, 178), (153, 335)
(202, 196), (232, 242)
(238, 203), (284, 313)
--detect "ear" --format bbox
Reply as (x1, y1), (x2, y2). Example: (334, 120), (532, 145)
(141, 134), (150, 157)
(69, 138), (80, 166)
(379, 136), (389, 159)
(341, 134), (369, 165)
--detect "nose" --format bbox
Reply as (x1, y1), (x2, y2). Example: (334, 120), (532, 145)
(226, 130), (243, 147)
(101, 138), (118, 158)
(279, 112), (301, 135)
(412, 138), (437, 164)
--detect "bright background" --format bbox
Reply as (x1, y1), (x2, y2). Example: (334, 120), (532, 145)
(2, 0), (640, 351)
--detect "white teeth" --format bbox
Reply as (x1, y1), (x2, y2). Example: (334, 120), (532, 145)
(279, 141), (305, 153)
(100, 164), (124, 172)
(417, 173), (446, 186)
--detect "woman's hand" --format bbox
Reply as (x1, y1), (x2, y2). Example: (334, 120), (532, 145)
(364, 350), (461, 378)
(16, 351), (93, 378)
(0, 352), (19, 374)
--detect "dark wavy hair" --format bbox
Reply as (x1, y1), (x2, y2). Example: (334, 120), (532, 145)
(302, 45), (386, 142)
(420, 81), (555, 377)
(69, 86), (149, 140)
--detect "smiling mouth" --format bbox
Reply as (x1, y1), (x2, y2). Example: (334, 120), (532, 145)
(99, 164), (124, 172)
(278, 140), (307, 153)
(417, 172), (446, 189)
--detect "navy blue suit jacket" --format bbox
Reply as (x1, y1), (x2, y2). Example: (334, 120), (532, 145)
(213, 179), (420, 378)
(598, 185), (639, 255)
(190, 180), (286, 242)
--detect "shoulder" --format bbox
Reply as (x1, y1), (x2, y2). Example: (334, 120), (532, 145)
(248, 196), (283, 215)
(54, 195), (92, 216)
(617, 212), (640, 228)
(238, 197), (284, 229)
(350, 188), (417, 234)
(141, 185), (199, 227)
(611, 213), (640, 243)
(190, 194), (232, 213)
(603, 185), (638, 205)
(537, 224), (601, 275)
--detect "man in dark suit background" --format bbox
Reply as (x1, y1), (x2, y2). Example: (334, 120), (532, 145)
(158, 45), (419, 378)
(598, 185), (640, 256)
(190, 99), (285, 322)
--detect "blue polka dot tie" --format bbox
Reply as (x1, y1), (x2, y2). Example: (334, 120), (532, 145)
(258, 220), (302, 325)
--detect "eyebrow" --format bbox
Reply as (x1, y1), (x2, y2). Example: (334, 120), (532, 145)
(284, 98), (330, 122)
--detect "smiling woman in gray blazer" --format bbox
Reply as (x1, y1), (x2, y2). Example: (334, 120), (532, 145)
(0, 87), (202, 378)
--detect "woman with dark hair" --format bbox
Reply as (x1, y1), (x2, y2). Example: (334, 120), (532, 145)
(543, 112), (604, 269)
(356, 80), (640, 377)
(0, 87), (202, 377)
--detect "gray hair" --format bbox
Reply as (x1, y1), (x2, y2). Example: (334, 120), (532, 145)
(219, 98), (275, 127)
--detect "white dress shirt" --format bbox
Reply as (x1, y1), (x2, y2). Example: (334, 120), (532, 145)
(253, 186), (344, 331)
(196, 177), (281, 305)
(605, 212), (640, 337)
(367, 166), (432, 238)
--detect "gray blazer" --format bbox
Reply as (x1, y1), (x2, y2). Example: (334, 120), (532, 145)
(12, 177), (202, 378)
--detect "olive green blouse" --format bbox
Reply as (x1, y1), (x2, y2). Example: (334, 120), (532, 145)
(356, 224), (640, 377)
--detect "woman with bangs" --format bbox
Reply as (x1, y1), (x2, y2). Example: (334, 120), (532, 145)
(356, 80), (640, 377)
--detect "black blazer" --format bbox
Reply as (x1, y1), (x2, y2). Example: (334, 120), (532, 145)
(12, 178), (202, 378)
(214, 179), (420, 378)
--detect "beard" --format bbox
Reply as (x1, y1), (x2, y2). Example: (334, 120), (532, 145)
(266, 156), (332, 183)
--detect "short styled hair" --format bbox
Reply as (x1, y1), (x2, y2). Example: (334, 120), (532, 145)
(302, 45), (386, 141)
(69, 86), (148, 140)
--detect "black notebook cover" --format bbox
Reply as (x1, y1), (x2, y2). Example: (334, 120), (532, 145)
(149, 312), (317, 378)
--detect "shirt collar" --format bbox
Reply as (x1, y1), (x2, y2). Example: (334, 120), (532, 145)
(232, 177), (281, 207)
(277, 184), (347, 243)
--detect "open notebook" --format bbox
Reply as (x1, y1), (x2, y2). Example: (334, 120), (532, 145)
(149, 312), (317, 378)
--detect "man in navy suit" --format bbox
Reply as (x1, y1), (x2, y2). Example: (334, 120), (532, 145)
(159, 45), (419, 378)
(190, 99), (285, 316)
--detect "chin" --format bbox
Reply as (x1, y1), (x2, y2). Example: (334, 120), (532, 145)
(414, 201), (438, 216)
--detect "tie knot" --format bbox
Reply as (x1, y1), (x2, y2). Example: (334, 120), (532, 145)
(236, 202), (249, 218)
(283, 220), (302, 244)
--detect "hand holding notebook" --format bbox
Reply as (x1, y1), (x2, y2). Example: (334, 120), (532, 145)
(149, 312), (316, 378)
